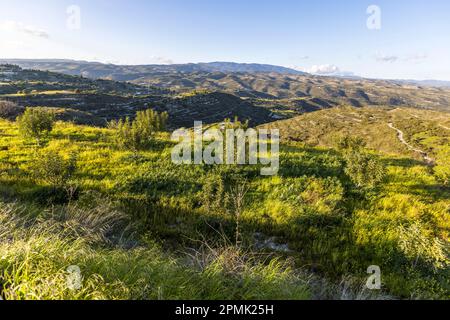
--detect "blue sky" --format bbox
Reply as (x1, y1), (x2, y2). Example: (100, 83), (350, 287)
(1, 0), (449, 80)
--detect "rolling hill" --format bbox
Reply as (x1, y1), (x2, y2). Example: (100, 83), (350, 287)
(0, 59), (305, 79)
(1, 61), (449, 300)
(3, 60), (450, 113)
(260, 106), (450, 176)
(0, 65), (275, 127)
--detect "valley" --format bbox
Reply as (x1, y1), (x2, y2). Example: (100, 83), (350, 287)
(0, 62), (449, 300)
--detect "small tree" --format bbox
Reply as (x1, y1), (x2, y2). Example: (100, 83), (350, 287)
(109, 108), (168, 151)
(335, 135), (366, 152)
(29, 149), (78, 203)
(135, 108), (168, 134)
(17, 108), (54, 146)
(114, 117), (142, 151)
(337, 135), (386, 189)
(30, 150), (77, 188)
(223, 117), (249, 130)
(344, 151), (386, 188)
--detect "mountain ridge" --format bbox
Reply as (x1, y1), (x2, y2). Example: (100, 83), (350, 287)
(3, 59), (450, 87)
(0, 59), (306, 78)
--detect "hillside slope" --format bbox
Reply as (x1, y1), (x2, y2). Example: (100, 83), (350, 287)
(0, 115), (448, 299)
(261, 107), (450, 187)
(0, 59), (305, 78)
(3, 60), (450, 112)
(0, 65), (274, 127)
(261, 107), (450, 157)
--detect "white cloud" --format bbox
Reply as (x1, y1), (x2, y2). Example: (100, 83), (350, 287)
(375, 53), (428, 64)
(292, 64), (356, 77)
(309, 64), (340, 75)
(152, 56), (174, 65)
(375, 54), (398, 63)
(0, 20), (49, 39)
(404, 53), (428, 63)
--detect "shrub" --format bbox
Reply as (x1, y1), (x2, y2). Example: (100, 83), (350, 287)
(335, 135), (366, 152)
(343, 151), (386, 188)
(109, 109), (168, 151)
(337, 135), (386, 189)
(223, 117), (249, 130)
(0, 100), (24, 120)
(201, 175), (230, 215)
(29, 149), (77, 189)
(398, 222), (449, 272)
(17, 107), (55, 145)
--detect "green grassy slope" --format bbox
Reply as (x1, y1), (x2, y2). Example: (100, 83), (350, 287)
(0, 109), (448, 299)
(261, 106), (450, 169)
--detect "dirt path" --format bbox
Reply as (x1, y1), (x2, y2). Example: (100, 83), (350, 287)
(388, 123), (434, 164)
(439, 124), (450, 130)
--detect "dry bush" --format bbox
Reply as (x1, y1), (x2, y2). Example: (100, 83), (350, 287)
(0, 100), (24, 119)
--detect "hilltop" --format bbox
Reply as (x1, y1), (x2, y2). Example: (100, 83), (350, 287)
(2, 60), (450, 113)
(260, 106), (449, 174)
(0, 65), (274, 127)
(0, 59), (305, 78)
(0, 62), (449, 301)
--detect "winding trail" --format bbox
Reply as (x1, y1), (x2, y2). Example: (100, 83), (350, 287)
(438, 124), (450, 130)
(388, 123), (434, 165)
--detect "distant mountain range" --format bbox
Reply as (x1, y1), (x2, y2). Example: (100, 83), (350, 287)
(395, 79), (450, 88)
(2, 59), (450, 88)
(2, 59), (450, 113)
(0, 59), (306, 79)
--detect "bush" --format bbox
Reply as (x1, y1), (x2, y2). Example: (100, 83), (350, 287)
(343, 151), (386, 189)
(109, 109), (168, 151)
(335, 135), (366, 152)
(17, 108), (55, 145)
(337, 135), (386, 189)
(201, 174), (230, 215)
(0, 100), (24, 120)
(29, 149), (77, 189)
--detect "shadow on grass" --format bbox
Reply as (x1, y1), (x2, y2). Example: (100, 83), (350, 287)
(404, 183), (450, 202)
(382, 157), (426, 168)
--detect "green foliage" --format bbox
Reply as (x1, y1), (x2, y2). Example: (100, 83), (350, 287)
(434, 146), (450, 186)
(0, 203), (310, 300)
(29, 149), (77, 188)
(201, 174), (230, 215)
(223, 117), (249, 130)
(17, 107), (54, 145)
(398, 222), (448, 271)
(337, 135), (386, 189)
(0, 112), (449, 300)
(343, 151), (386, 189)
(335, 135), (366, 152)
(270, 176), (344, 216)
(109, 109), (168, 151)
(135, 108), (169, 135)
